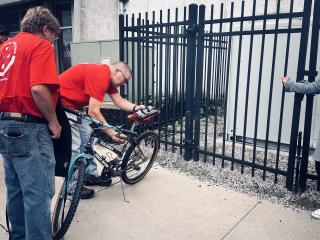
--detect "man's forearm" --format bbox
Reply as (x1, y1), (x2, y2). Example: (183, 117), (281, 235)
(110, 93), (135, 112)
(115, 98), (135, 112)
(89, 108), (108, 123)
(89, 108), (117, 137)
(31, 85), (58, 122)
(285, 79), (320, 95)
(114, 98), (135, 112)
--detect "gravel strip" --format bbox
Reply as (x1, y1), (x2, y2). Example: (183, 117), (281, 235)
(157, 146), (320, 211)
(156, 112), (320, 210)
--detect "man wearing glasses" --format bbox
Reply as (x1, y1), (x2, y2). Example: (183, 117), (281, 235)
(59, 62), (145, 199)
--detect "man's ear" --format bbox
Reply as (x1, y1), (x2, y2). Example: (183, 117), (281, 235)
(42, 25), (50, 35)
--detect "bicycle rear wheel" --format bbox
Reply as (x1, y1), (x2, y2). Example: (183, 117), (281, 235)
(52, 158), (86, 240)
(121, 132), (159, 184)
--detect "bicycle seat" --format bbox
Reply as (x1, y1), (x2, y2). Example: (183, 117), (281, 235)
(127, 106), (160, 124)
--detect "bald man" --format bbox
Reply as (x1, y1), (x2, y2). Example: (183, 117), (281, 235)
(60, 62), (145, 199)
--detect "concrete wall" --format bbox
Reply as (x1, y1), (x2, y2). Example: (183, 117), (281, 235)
(0, 0), (307, 43)
(123, 0), (304, 23)
(72, 0), (305, 42)
(73, 0), (119, 42)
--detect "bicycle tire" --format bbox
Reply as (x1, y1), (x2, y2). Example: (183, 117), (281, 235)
(52, 159), (86, 240)
(121, 131), (159, 184)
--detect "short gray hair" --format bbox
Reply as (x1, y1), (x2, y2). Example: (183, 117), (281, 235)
(112, 61), (132, 77)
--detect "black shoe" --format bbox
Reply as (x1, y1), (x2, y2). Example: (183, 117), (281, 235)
(83, 175), (112, 187)
(80, 187), (95, 199)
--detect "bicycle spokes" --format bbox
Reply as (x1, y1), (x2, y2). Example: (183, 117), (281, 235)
(126, 135), (157, 176)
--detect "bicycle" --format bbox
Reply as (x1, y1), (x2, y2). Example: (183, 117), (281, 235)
(52, 106), (160, 240)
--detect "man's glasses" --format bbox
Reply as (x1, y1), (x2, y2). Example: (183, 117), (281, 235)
(116, 68), (129, 85)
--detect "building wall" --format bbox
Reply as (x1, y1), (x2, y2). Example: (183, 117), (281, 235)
(123, 0), (304, 23)
(0, 0), (307, 42)
(71, 0), (305, 42)
(73, 0), (119, 42)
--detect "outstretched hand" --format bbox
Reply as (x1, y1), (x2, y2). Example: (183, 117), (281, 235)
(281, 76), (290, 84)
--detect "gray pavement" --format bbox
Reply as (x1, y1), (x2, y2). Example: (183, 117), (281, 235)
(0, 162), (320, 240)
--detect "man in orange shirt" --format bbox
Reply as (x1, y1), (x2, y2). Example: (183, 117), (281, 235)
(60, 62), (145, 199)
(0, 7), (61, 240)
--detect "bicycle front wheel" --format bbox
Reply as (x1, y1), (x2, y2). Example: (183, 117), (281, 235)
(121, 132), (159, 184)
(52, 158), (86, 240)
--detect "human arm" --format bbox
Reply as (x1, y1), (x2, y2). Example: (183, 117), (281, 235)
(31, 84), (61, 139)
(29, 40), (61, 138)
(281, 76), (320, 94)
(109, 92), (145, 112)
(88, 96), (126, 143)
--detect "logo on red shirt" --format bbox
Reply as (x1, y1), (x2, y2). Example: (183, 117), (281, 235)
(0, 41), (17, 81)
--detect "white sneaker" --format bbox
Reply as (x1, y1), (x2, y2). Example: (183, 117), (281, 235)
(311, 209), (320, 219)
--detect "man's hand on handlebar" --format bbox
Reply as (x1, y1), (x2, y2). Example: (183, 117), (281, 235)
(104, 128), (127, 144)
(133, 104), (145, 112)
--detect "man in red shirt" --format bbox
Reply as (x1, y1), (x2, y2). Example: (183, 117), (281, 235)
(60, 62), (145, 199)
(0, 7), (61, 240)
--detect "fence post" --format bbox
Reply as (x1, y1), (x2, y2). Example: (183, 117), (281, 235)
(193, 5), (206, 161)
(298, 0), (320, 191)
(119, 14), (125, 97)
(184, 4), (198, 160)
(286, 0), (313, 190)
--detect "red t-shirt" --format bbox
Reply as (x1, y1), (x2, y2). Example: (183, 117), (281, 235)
(0, 32), (59, 118)
(59, 64), (118, 110)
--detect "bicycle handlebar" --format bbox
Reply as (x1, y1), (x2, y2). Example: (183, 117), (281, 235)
(64, 107), (138, 137)
(120, 128), (139, 136)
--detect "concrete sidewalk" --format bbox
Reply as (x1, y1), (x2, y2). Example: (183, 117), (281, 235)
(0, 163), (319, 240)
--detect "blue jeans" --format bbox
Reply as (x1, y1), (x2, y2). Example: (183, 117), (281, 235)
(0, 120), (55, 240)
(66, 112), (99, 177)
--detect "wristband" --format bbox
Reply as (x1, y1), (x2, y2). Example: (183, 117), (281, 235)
(133, 105), (137, 112)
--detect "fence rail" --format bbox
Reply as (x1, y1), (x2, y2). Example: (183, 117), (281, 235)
(119, 0), (320, 191)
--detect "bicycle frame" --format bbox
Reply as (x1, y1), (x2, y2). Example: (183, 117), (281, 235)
(63, 106), (158, 182)
(63, 124), (149, 181)
(53, 107), (159, 240)
(53, 109), (159, 239)
(67, 152), (91, 183)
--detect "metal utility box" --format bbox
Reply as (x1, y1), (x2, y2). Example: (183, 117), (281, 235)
(70, 40), (119, 65)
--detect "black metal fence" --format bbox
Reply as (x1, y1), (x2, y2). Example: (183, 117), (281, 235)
(119, 0), (320, 191)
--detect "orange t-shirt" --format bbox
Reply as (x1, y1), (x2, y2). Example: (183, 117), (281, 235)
(59, 64), (118, 110)
(0, 32), (59, 118)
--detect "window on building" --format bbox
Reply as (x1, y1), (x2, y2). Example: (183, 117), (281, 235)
(54, 0), (73, 72)
(0, 0), (73, 73)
